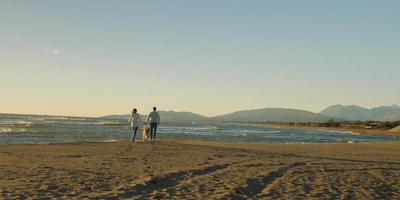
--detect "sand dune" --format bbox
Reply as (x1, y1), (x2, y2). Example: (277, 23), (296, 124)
(1, 140), (400, 199)
(390, 125), (400, 133)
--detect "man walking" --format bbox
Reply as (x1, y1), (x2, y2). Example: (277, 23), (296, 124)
(146, 107), (160, 141)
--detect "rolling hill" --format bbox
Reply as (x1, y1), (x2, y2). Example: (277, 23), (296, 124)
(101, 104), (400, 123)
(320, 104), (400, 121)
(212, 108), (332, 123)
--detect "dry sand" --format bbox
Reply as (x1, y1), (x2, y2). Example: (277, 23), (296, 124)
(1, 140), (400, 199)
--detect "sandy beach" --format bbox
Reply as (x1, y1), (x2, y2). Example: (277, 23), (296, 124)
(1, 140), (400, 199)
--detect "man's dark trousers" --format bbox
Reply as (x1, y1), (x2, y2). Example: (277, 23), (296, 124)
(150, 122), (157, 140)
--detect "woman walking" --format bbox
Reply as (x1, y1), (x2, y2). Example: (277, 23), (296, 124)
(128, 108), (142, 142)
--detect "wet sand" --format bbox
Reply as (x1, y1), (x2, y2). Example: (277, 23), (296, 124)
(1, 140), (400, 199)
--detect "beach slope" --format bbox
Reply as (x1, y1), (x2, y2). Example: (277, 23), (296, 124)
(1, 140), (400, 199)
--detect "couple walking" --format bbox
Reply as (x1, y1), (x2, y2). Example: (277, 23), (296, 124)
(128, 107), (160, 142)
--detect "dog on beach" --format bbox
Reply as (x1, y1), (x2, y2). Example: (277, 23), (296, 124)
(142, 126), (150, 142)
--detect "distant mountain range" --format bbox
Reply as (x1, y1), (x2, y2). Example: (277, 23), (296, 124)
(101, 104), (400, 123)
(320, 104), (400, 121)
(211, 108), (331, 123)
(102, 109), (330, 123)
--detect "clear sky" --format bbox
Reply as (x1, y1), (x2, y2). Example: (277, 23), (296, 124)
(1, 1), (399, 117)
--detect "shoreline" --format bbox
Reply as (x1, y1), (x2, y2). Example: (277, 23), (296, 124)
(1, 135), (400, 146)
(263, 123), (399, 136)
(2, 139), (400, 150)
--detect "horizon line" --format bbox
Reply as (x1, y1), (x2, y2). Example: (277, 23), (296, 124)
(1, 104), (398, 118)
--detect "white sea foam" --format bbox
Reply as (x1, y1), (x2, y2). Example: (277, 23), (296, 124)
(161, 126), (219, 132)
(266, 130), (282, 134)
(189, 126), (218, 131)
(102, 121), (123, 125)
(54, 121), (104, 125)
(325, 130), (361, 135)
(100, 139), (119, 143)
(239, 130), (281, 134)
(0, 127), (27, 133)
(15, 120), (34, 126)
(0, 128), (12, 133)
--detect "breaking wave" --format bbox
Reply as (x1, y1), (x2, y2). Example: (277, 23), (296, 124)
(0, 127), (27, 133)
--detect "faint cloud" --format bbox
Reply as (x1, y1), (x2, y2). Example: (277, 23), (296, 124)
(53, 49), (61, 54)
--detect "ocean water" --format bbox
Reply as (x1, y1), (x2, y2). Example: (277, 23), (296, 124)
(1, 113), (400, 144)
